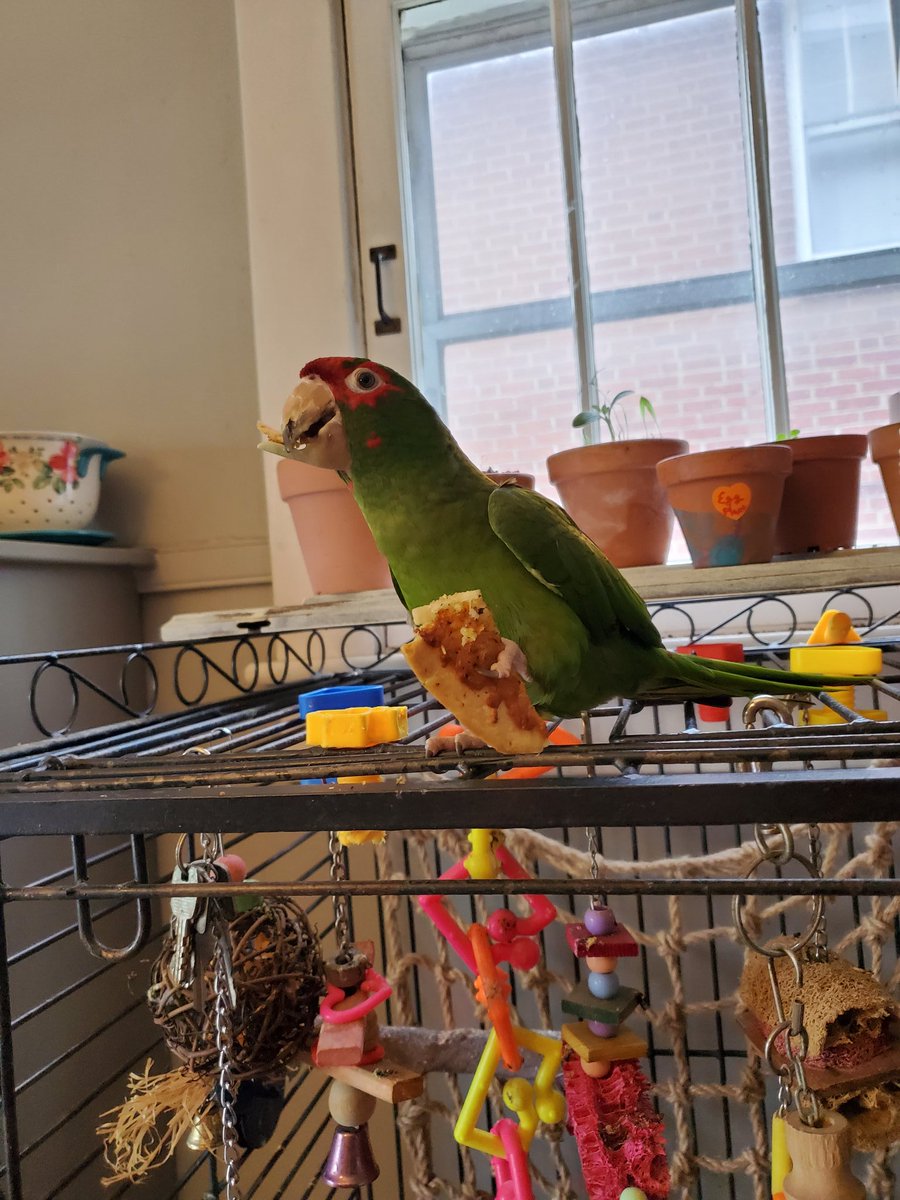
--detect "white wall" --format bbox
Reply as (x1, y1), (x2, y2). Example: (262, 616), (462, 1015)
(235, 0), (366, 606)
(0, 0), (273, 637)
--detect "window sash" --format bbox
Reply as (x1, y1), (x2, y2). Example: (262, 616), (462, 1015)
(399, 0), (898, 436)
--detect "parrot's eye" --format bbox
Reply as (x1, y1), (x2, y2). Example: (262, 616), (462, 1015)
(348, 368), (381, 393)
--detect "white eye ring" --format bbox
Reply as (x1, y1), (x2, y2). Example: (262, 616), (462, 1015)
(348, 367), (381, 393)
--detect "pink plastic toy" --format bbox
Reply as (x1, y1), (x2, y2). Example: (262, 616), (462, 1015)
(491, 1117), (535, 1200)
(418, 843), (555, 974)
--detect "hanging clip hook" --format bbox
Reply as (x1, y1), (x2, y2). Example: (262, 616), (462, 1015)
(72, 833), (151, 961)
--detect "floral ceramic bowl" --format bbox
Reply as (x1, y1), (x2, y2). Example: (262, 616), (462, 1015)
(0, 432), (125, 532)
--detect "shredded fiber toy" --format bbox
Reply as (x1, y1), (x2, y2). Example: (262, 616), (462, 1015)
(97, 1061), (213, 1184)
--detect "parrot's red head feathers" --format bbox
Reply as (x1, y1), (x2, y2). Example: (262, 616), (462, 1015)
(276, 358), (406, 470)
(298, 358), (400, 411)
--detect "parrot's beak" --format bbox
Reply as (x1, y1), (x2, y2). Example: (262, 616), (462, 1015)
(277, 376), (350, 471)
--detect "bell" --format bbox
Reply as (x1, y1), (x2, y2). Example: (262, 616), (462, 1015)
(321, 1122), (380, 1187)
(185, 1108), (222, 1152)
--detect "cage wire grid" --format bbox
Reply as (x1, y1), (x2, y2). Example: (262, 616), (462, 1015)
(0, 621), (897, 1200)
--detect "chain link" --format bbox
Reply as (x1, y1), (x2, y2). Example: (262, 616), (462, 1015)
(213, 911), (241, 1199)
(328, 831), (351, 956)
(585, 826), (602, 908)
(806, 821), (829, 962)
(736, 824), (822, 1127)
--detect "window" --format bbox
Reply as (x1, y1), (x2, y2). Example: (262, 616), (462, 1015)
(390, 0), (900, 550)
(785, 0), (900, 258)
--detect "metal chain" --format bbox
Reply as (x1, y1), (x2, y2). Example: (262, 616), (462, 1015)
(806, 821), (829, 962)
(213, 913), (241, 1199)
(735, 820), (821, 1127)
(585, 826), (602, 908)
(328, 831), (351, 956)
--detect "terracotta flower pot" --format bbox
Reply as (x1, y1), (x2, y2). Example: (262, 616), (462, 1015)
(656, 444), (792, 568)
(546, 439), (688, 568)
(485, 471), (535, 489)
(277, 459), (393, 595)
(773, 434), (868, 556)
(869, 422), (900, 540)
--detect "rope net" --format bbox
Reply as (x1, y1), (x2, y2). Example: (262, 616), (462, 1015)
(372, 821), (900, 1200)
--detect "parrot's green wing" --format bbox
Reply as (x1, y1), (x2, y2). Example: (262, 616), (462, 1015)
(487, 486), (663, 649)
(389, 565), (412, 616)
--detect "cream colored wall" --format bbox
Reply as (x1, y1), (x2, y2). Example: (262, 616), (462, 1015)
(0, 0), (272, 641)
(235, 0), (366, 607)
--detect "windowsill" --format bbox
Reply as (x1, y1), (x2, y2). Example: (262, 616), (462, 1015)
(162, 545), (900, 641)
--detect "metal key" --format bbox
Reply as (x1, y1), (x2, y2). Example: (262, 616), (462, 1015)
(170, 864), (205, 986)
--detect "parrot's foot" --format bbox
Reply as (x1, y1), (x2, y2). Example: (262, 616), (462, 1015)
(490, 637), (532, 683)
(425, 730), (488, 757)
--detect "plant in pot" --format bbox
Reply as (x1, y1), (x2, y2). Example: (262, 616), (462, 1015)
(656, 442), (793, 569)
(771, 429), (869, 556)
(546, 389), (688, 568)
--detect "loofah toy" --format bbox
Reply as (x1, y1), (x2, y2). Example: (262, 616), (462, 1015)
(739, 947), (900, 1149)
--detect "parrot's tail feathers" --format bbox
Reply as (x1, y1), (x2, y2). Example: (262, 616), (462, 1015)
(665, 649), (869, 699)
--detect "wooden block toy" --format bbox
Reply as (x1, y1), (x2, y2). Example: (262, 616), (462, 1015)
(315, 1016), (366, 1066)
(566, 921), (639, 959)
(561, 982), (642, 1025)
(299, 1052), (424, 1103)
(562, 1021), (648, 1063)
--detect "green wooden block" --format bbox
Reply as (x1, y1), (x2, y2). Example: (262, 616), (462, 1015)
(560, 982), (642, 1024)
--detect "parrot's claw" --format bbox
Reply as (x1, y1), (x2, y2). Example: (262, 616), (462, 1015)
(425, 731), (488, 757)
(490, 637), (532, 683)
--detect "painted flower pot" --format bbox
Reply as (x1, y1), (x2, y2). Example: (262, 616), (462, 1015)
(277, 459), (393, 595)
(656, 444), (792, 568)
(774, 434), (868, 556)
(547, 438), (688, 568)
(0, 432), (124, 532)
(869, 422), (900, 540)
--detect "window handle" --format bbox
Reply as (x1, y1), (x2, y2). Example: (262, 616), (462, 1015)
(369, 245), (402, 335)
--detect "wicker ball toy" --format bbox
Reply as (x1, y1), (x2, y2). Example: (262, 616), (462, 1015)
(147, 897), (324, 1080)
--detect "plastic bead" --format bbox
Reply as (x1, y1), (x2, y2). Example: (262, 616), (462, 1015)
(582, 1058), (611, 1078)
(588, 970), (620, 999)
(214, 853), (248, 883)
(586, 955), (618, 973)
(584, 906), (616, 935)
(588, 1020), (618, 1037)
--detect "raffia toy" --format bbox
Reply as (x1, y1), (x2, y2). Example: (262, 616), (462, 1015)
(98, 895), (324, 1183)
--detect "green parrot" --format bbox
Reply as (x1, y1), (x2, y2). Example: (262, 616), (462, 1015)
(259, 356), (858, 740)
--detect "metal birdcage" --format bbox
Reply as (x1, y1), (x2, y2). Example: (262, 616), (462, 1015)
(0, 587), (898, 1200)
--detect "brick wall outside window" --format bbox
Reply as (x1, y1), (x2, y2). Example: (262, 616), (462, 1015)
(422, 6), (899, 552)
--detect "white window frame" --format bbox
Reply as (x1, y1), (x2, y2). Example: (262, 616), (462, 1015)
(347, 0), (900, 440)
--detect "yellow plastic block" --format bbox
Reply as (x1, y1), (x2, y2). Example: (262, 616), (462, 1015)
(804, 707), (886, 726)
(561, 1021), (648, 1064)
(304, 705), (406, 846)
(790, 644), (882, 676)
(808, 610), (860, 645)
(305, 706), (408, 748)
